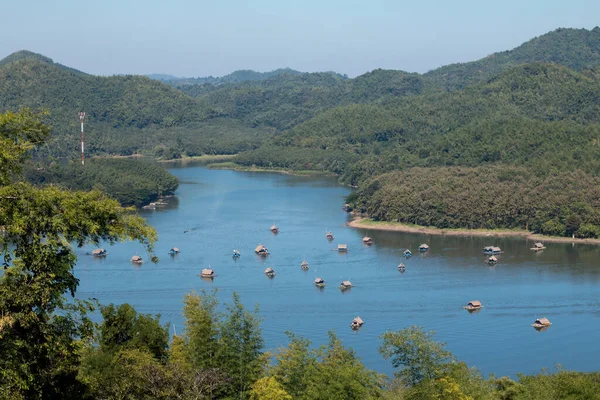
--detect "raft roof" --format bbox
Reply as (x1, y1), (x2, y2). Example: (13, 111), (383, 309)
(341, 280), (352, 287)
(352, 316), (364, 325)
(131, 255), (142, 261)
(314, 277), (324, 283)
(534, 317), (551, 325)
(201, 268), (214, 275)
(468, 300), (482, 307)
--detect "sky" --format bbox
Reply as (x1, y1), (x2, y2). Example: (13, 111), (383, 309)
(1, 0), (598, 78)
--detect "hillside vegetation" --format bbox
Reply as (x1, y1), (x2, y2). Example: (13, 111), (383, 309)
(426, 27), (600, 90)
(23, 158), (179, 207)
(0, 54), (270, 158)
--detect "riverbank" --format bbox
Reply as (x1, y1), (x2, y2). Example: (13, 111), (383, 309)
(158, 154), (236, 164)
(348, 217), (600, 244)
(206, 161), (337, 177)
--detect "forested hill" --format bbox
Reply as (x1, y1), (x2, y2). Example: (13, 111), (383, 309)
(180, 69), (435, 131)
(0, 52), (271, 158)
(152, 67), (305, 86)
(426, 27), (600, 90)
(235, 63), (600, 182)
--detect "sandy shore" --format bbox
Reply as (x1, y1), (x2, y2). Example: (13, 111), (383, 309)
(348, 217), (600, 245)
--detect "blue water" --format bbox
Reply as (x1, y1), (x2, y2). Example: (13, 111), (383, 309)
(75, 164), (600, 378)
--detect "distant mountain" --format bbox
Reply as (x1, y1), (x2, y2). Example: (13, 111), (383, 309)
(150, 67), (305, 86)
(426, 27), (600, 90)
(0, 51), (270, 158)
(176, 69), (434, 131)
(145, 73), (182, 81)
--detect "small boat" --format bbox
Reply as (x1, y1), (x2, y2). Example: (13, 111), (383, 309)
(403, 249), (412, 258)
(326, 231), (334, 240)
(131, 255), (143, 264)
(232, 249), (241, 258)
(314, 277), (326, 288)
(91, 248), (107, 257)
(362, 236), (373, 245)
(398, 263), (406, 272)
(264, 267), (276, 278)
(531, 317), (552, 329)
(199, 268), (215, 278)
(301, 260), (309, 270)
(530, 242), (546, 251)
(338, 244), (348, 252)
(487, 255), (498, 265)
(463, 300), (483, 311)
(270, 225), (279, 234)
(350, 316), (364, 330)
(340, 280), (352, 290)
(168, 247), (180, 255)
(255, 244), (269, 256)
(483, 246), (502, 254)
(419, 243), (429, 252)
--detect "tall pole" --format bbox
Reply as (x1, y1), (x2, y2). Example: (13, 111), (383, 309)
(79, 111), (85, 165)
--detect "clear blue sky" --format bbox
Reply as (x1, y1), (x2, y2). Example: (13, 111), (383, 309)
(1, 0), (598, 77)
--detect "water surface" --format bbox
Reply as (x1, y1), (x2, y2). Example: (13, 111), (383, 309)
(76, 164), (600, 378)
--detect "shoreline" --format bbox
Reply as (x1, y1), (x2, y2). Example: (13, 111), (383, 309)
(206, 161), (337, 177)
(348, 217), (600, 244)
(158, 154), (236, 164)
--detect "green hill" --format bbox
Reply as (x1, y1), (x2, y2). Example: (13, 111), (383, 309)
(179, 69), (435, 131)
(0, 51), (270, 158)
(236, 63), (600, 182)
(426, 27), (600, 90)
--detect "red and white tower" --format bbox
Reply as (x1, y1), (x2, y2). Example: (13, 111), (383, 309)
(79, 111), (85, 165)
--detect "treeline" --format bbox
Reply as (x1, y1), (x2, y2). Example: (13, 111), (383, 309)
(348, 166), (600, 237)
(23, 158), (179, 207)
(69, 292), (600, 399)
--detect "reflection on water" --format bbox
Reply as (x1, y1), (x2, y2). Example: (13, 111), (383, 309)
(75, 166), (600, 378)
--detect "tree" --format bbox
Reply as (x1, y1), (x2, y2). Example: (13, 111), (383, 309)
(99, 303), (170, 360)
(379, 326), (455, 386)
(250, 377), (292, 400)
(0, 109), (156, 398)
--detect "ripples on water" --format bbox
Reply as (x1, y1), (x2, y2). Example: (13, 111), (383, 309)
(75, 165), (600, 378)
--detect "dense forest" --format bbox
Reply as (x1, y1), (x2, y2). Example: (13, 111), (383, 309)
(22, 157), (179, 207)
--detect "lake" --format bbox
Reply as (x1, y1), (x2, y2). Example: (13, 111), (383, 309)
(75, 163), (600, 378)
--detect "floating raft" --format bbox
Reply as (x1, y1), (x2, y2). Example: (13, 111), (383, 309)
(326, 231), (334, 240)
(463, 300), (483, 311)
(487, 255), (498, 265)
(255, 244), (269, 256)
(131, 255), (143, 264)
(91, 248), (107, 257)
(362, 236), (373, 244)
(403, 249), (412, 257)
(199, 268), (215, 278)
(270, 225), (279, 234)
(340, 280), (352, 290)
(301, 260), (309, 270)
(314, 277), (326, 287)
(338, 244), (348, 252)
(398, 263), (406, 272)
(264, 267), (276, 277)
(232, 249), (241, 258)
(350, 316), (364, 330)
(530, 242), (546, 251)
(419, 243), (429, 252)
(169, 247), (180, 255)
(483, 246), (502, 254)
(531, 317), (552, 329)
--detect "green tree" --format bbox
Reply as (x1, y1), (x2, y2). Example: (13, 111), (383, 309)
(250, 377), (292, 400)
(0, 110), (156, 399)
